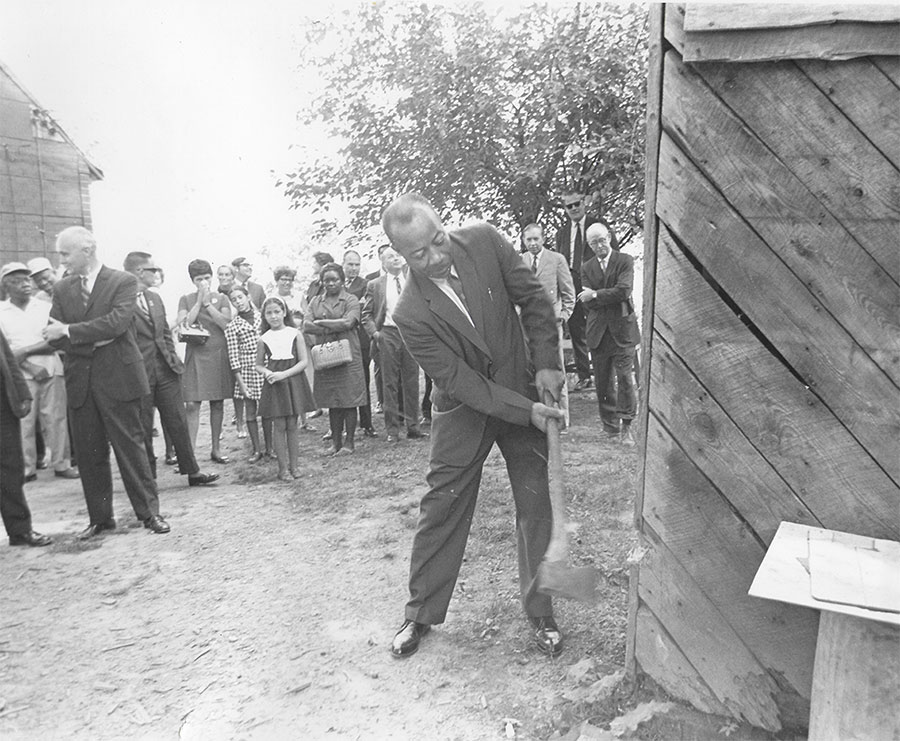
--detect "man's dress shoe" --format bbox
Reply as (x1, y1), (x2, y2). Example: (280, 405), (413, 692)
(406, 429), (429, 440)
(9, 531), (52, 547)
(54, 468), (80, 479)
(24, 473), (37, 483)
(78, 521), (116, 540)
(165, 454), (178, 465)
(362, 427), (378, 438)
(188, 471), (219, 486)
(530, 616), (564, 657)
(143, 515), (171, 534)
(391, 620), (431, 658)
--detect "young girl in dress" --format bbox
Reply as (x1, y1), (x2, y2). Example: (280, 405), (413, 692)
(225, 286), (263, 462)
(256, 297), (316, 481)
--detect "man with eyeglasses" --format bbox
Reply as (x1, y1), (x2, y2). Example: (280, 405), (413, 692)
(230, 257), (265, 309)
(554, 190), (619, 392)
(123, 252), (219, 488)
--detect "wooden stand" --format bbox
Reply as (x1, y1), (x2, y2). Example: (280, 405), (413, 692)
(750, 523), (900, 740)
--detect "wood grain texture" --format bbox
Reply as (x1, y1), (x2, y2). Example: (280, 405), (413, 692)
(809, 612), (900, 740)
(649, 334), (820, 543)
(654, 226), (900, 536)
(0, 139), (81, 181)
(797, 58), (900, 167)
(664, 3), (688, 55)
(662, 51), (900, 382)
(696, 61), (900, 279)
(656, 136), (900, 483)
(870, 55), (900, 87)
(633, 604), (732, 718)
(643, 414), (819, 696)
(684, 4), (900, 32)
(638, 527), (787, 730)
(682, 23), (900, 63)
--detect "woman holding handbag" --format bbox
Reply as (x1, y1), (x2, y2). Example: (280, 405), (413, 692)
(303, 263), (365, 455)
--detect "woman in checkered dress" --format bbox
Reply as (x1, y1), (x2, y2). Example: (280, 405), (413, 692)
(225, 286), (264, 461)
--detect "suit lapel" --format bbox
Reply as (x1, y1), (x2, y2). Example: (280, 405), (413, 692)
(414, 270), (492, 359)
(85, 266), (110, 315)
(451, 243), (488, 339)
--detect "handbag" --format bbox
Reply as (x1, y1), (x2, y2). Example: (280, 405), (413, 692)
(178, 324), (211, 346)
(310, 339), (352, 370)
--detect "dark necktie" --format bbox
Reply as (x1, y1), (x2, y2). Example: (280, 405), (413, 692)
(532, 254), (538, 272)
(80, 276), (91, 308)
(137, 291), (152, 323)
(394, 275), (402, 296)
(446, 271), (467, 309)
(572, 224), (583, 271)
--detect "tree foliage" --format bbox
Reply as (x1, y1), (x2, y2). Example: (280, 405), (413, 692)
(282, 1), (648, 242)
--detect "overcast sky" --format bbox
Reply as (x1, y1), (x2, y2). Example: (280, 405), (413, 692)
(1, 0), (336, 300)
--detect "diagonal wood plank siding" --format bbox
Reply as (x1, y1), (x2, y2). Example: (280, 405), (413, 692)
(632, 4), (900, 732)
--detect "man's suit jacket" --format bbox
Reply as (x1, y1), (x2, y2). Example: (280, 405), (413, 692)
(344, 276), (371, 353)
(238, 279), (266, 309)
(50, 266), (150, 408)
(525, 249), (575, 322)
(0, 328), (31, 417)
(580, 251), (640, 349)
(394, 223), (559, 432)
(361, 270), (409, 337)
(555, 215), (619, 290)
(132, 289), (184, 385)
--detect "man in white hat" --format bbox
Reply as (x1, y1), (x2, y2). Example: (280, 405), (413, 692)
(0, 262), (78, 482)
(27, 257), (58, 303)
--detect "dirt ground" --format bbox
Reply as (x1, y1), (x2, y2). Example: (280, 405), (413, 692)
(0, 391), (766, 740)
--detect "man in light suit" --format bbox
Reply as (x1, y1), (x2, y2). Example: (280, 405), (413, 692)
(382, 193), (565, 660)
(124, 252), (218, 486)
(361, 244), (427, 443)
(555, 190), (619, 392)
(522, 223), (576, 426)
(580, 223), (640, 446)
(43, 227), (170, 538)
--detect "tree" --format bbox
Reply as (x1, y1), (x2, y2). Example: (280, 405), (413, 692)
(282, 1), (648, 243)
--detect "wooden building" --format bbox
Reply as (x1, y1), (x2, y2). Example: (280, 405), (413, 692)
(0, 60), (102, 265)
(630, 4), (899, 733)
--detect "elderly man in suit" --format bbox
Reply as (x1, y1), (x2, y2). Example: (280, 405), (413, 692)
(42, 227), (170, 538)
(123, 251), (219, 486)
(522, 223), (576, 427)
(0, 328), (52, 547)
(580, 223), (640, 446)
(382, 193), (566, 660)
(361, 244), (427, 443)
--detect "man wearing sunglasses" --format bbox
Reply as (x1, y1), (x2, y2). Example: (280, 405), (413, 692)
(554, 190), (618, 392)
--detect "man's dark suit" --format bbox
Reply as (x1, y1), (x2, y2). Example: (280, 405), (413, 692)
(362, 271), (420, 437)
(237, 279), (265, 309)
(50, 266), (160, 525)
(394, 223), (561, 624)
(555, 215), (618, 381)
(132, 288), (199, 477)
(0, 329), (37, 537)
(581, 251), (640, 434)
(344, 275), (373, 430)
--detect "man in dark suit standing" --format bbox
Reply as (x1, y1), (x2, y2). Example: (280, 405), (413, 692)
(555, 190), (619, 392)
(580, 223), (640, 446)
(0, 328), (52, 547)
(361, 244), (427, 444)
(123, 252), (219, 486)
(43, 227), (170, 538)
(381, 193), (565, 660)
(230, 257), (266, 309)
(342, 250), (377, 437)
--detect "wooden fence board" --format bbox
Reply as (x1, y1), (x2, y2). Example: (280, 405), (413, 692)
(0, 140), (82, 182)
(684, 4), (900, 32)
(662, 51), (900, 382)
(682, 24), (900, 63)
(643, 414), (819, 695)
(633, 604), (732, 718)
(664, 3), (688, 55)
(697, 61), (900, 279)
(871, 55), (900, 87)
(656, 135), (900, 482)
(655, 225), (900, 535)
(797, 58), (900, 167)
(650, 335), (820, 543)
(638, 528), (786, 729)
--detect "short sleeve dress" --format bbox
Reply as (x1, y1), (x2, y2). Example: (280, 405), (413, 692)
(305, 291), (366, 409)
(178, 291), (233, 402)
(257, 327), (316, 419)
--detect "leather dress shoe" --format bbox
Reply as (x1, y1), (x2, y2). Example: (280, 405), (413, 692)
(9, 531), (52, 547)
(530, 616), (564, 657)
(406, 429), (429, 440)
(55, 467), (80, 479)
(362, 427), (378, 438)
(574, 378), (593, 391)
(188, 471), (219, 486)
(391, 620), (431, 658)
(143, 515), (171, 534)
(247, 452), (264, 463)
(210, 453), (230, 464)
(24, 473), (37, 483)
(165, 454), (178, 465)
(385, 434), (398, 443)
(78, 520), (116, 540)
(322, 431), (333, 441)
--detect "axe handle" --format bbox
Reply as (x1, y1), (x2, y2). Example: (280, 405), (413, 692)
(542, 390), (569, 563)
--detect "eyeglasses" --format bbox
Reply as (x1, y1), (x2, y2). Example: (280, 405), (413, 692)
(140, 267), (162, 273)
(564, 201), (582, 209)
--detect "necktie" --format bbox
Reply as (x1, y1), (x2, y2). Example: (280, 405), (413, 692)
(447, 271), (467, 309)
(80, 276), (91, 308)
(137, 291), (152, 322)
(532, 254), (538, 272)
(572, 224), (583, 270)
(394, 275), (402, 296)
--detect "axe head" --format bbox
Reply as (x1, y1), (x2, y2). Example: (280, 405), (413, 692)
(536, 560), (603, 603)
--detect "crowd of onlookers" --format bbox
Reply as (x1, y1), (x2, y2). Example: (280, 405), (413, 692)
(0, 189), (639, 547)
